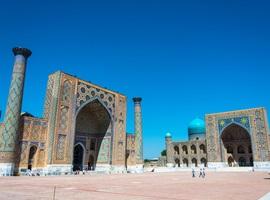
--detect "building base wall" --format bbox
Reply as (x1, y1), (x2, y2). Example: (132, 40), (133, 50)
(18, 165), (73, 176)
(127, 164), (144, 173)
(207, 162), (227, 168)
(95, 164), (127, 173)
(254, 162), (270, 169)
(166, 163), (174, 167)
(208, 162), (270, 169)
(0, 163), (14, 176)
(80, 164), (126, 173)
(43, 164), (73, 175)
(110, 165), (126, 173)
(95, 164), (112, 173)
(18, 164), (128, 176)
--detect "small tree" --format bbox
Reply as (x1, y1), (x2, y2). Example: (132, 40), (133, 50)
(144, 159), (150, 163)
(161, 149), (166, 156)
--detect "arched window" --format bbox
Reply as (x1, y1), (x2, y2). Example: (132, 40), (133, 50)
(191, 158), (197, 167)
(199, 144), (206, 154)
(175, 158), (180, 167)
(183, 158), (188, 167)
(200, 158), (207, 167)
(237, 145), (245, 154)
(191, 145), (197, 154)
(174, 146), (180, 155)
(182, 145), (188, 155)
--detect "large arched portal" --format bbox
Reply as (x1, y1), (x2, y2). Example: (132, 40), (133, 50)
(73, 99), (111, 171)
(221, 124), (253, 167)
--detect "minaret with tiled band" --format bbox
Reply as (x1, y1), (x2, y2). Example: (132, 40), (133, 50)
(133, 97), (143, 165)
(0, 47), (31, 175)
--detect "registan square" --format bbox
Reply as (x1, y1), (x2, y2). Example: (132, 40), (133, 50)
(0, 1), (269, 200)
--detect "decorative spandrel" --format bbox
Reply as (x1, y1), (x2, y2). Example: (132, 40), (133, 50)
(76, 82), (115, 116)
(218, 116), (250, 134)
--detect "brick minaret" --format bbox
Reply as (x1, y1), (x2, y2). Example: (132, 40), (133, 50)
(0, 47), (31, 175)
(133, 97), (143, 165)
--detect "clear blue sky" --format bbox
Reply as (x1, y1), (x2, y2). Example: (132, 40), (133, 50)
(0, 0), (270, 159)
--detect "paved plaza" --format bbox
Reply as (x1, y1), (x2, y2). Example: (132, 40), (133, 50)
(0, 171), (269, 200)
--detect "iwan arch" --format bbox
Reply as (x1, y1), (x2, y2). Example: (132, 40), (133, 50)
(0, 47), (143, 175)
(206, 109), (270, 168)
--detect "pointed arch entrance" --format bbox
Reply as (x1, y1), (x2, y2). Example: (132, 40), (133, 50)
(175, 158), (180, 167)
(183, 158), (188, 167)
(192, 158), (198, 167)
(73, 99), (112, 171)
(73, 143), (84, 171)
(221, 123), (253, 167)
(28, 146), (37, 170)
(201, 158), (207, 167)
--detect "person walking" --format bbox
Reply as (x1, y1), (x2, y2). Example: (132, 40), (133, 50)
(192, 168), (195, 178)
(199, 168), (203, 178)
(202, 168), (206, 178)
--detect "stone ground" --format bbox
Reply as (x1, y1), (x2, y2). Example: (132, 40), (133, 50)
(0, 171), (269, 200)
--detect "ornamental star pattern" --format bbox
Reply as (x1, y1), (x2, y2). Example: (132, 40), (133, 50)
(241, 117), (247, 125)
(220, 120), (225, 127)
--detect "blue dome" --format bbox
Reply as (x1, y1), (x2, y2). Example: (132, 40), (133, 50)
(188, 118), (206, 135)
(165, 132), (171, 137)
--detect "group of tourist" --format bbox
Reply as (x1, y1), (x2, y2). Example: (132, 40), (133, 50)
(192, 167), (205, 178)
(26, 169), (40, 176)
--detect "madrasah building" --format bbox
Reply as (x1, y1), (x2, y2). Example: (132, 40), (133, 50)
(0, 47), (144, 176)
(165, 109), (270, 169)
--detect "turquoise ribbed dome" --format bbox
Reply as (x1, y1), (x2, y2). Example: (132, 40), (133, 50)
(188, 118), (206, 135)
(165, 132), (171, 137)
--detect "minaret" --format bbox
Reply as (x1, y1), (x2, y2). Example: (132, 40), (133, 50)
(0, 47), (31, 175)
(133, 97), (143, 166)
(165, 133), (174, 167)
